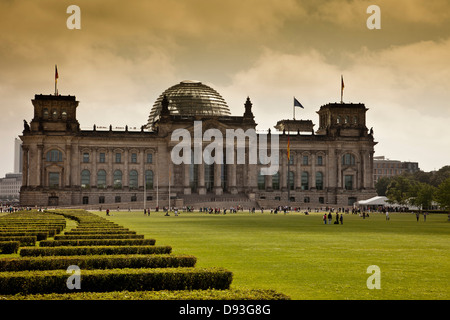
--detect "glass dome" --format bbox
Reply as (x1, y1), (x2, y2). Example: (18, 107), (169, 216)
(147, 80), (231, 127)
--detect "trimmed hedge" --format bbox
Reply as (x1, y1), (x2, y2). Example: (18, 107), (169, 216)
(0, 232), (48, 241)
(64, 230), (136, 235)
(0, 241), (20, 254)
(0, 254), (197, 271)
(20, 245), (172, 257)
(0, 228), (58, 237)
(0, 236), (36, 246)
(39, 238), (156, 247)
(4, 288), (291, 300)
(0, 267), (233, 294)
(0, 223), (65, 231)
(54, 234), (144, 240)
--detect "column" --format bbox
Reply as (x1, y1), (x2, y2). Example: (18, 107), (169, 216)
(280, 152), (287, 191)
(214, 162), (222, 195)
(22, 147), (29, 187)
(123, 148), (129, 187)
(336, 150), (342, 189)
(198, 161), (206, 195)
(91, 148), (97, 187)
(64, 144), (71, 187)
(37, 144), (43, 186)
(70, 144), (79, 187)
(311, 152), (316, 189)
(183, 163), (191, 194)
(295, 152), (301, 190)
(140, 149), (145, 188)
(266, 174), (272, 191)
(369, 151), (375, 189)
(229, 164), (237, 194)
(107, 148), (113, 187)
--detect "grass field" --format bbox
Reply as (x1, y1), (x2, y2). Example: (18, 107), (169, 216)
(92, 210), (449, 300)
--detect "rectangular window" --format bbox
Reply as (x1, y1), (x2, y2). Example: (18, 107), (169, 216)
(115, 153), (121, 163)
(83, 153), (89, 163)
(99, 196), (105, 204)
(99, 153), (105, 163)
(147, 153), (153, 164)
(49, 172), (60, 188)
(302, 156), (309, 165)
(317, 156), (323, 166)
(344, 175), (353, 190)
(131, 153), (137, 163)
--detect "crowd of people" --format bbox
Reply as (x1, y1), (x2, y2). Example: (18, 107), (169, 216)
(2, 203), (436, 223)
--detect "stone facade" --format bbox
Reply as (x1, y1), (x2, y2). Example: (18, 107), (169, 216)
(20, 84), (377, 208)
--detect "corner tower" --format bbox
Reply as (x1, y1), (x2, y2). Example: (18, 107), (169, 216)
(27, 94), (80, 134)
(316, 102), (369, 137)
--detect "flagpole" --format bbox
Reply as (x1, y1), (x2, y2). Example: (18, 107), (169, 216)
(156, 152), (159, 210)
(293, 97), (295, 120)
(55, 65), (58, 96)
(144, 172), (146, 213)
(287, 133), (290, 207)
(340, 75), (344, 103)
(168, 156), (171, 212)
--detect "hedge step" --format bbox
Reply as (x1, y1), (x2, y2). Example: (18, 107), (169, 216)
(0, 254), (196, 271)
(20, 245), (172, 257)
(0, 267), (233, 294)
(54, 234), (144, 240)
(39, 238), (156, 247)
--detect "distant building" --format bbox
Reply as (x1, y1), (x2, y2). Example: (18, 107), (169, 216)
(14, 138), (23, 174)
(373, 156), (419, 182)
(0, 173), (22, 201)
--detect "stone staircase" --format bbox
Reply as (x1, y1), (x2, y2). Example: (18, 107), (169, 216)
(180, 193), (260, 210)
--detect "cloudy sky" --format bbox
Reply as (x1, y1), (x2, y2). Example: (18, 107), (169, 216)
(0, 0), (449, 177)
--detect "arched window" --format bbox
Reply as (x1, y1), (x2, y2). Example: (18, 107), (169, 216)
(81, 170), (90, 188)
(46, 149), (63, 162)
(272, 171), (280, 190)
(316, 172), (324, 190)
(342, 153), (355, 165)
(129, 170), (138, 189)
(113, 170), (122, 188)
(301, 172), (309, 190)
(145, 170), (154, 189)
(43, 108), (49, 119)
(97, 170), (106, 188)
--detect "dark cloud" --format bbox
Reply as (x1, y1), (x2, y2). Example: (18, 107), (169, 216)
(0, 0), (449, 175)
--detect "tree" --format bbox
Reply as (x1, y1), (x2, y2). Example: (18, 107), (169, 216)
(430, 166), (450, 187)
(411, 183), (436, 210)
(375, 176), (392, 196)
(385, 176), (413, 206)
(434, 177), (450, 211)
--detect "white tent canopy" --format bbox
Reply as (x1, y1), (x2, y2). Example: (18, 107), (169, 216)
(356, 196), (401, 207)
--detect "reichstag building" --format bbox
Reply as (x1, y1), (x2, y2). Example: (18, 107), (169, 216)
(19, 80), (377, 208)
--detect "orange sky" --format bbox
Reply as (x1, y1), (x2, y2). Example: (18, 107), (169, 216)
(0, 0), (449, 175)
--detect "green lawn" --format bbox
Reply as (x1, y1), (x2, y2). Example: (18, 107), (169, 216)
(92, 210), (449, 300)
